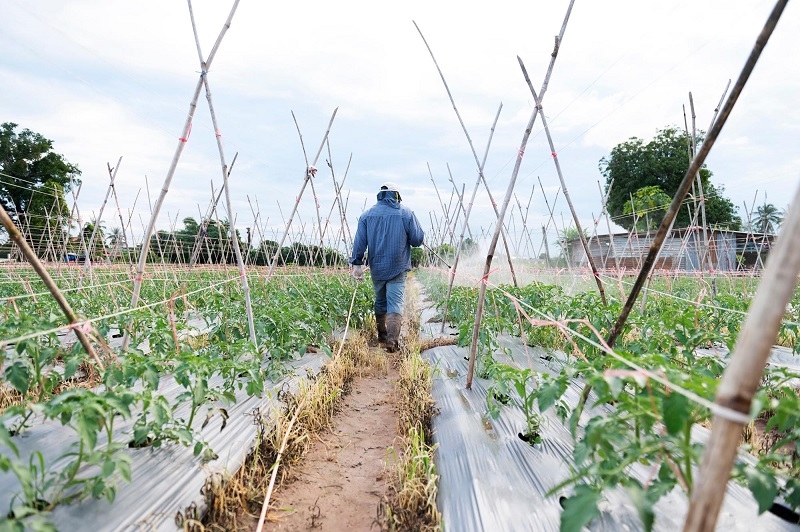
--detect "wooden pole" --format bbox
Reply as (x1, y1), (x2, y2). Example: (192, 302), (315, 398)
(413, 22), (520, 288)
(187, 0), (256, 345)
(519, 58), (607, 305)
(685, 180), (800, 530)
(0, 204), (103, 369)
(606, 0), (787, 347)
(125, 0), (240, 352)
(267, 109), (338, 278)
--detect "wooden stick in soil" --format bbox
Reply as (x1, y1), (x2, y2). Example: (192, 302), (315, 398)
(438, 103), (501, 333)
(518, 57), (607, 306)
(267, 108), (338, 278)
(0, 203), (104, 370)
(413, 22), (520, 287)
(570, 0), (790, 488)
(125, 1), (240, 350)
(685, 183), (800, 530)
(291, 112), (327, 267)
(465, 0), (576, 387)
(188, 0), (256, 345)
(606, 0), (787, 349)
(84, 156), (122, 270)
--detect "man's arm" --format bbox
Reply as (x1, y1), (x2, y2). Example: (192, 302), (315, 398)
(350, 217), (368, 265)
(407, 211), (425, 248)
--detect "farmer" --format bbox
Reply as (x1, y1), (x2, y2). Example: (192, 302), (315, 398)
(350, 182), (425, 352)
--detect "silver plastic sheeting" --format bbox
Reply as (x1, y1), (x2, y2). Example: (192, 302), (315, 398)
(0, 351), (327, 530)
(424, 341), (800, 531)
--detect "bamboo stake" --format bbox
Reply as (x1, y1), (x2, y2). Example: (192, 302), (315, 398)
(413, 22), (519, 287)
(606, 0), (786, 348)
(84, 156), (121, 270)
(189, 154), (236, 267)
(438, 103), (502, 332)
(466, 103), (541, 388)
(518, 58), (607, 305)
(125, 0), (240, 351)
(108, 161), (130, 263)
(267, 108), (338, 278)
(464, 1), (576, 387)
(188, 0), (256, 345)
(599, 180), (620, 272)
(685, 185), (799, 530)
(0, 204), (103, 369)
(689, 93), (711, 271)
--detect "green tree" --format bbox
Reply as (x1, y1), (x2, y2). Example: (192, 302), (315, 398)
(26, 180), (69, 260)
(599, 126), (740, 231)
(623, 186), (671, 231)
(0, 122), (79, 228)
(557, 226), (588, 264)
(83, 218), (106, 259)
(753, 202), (783, 234)
(107, 227), (125, 260)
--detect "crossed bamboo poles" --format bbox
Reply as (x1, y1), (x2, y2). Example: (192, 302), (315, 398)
(1, 1), (793, 529)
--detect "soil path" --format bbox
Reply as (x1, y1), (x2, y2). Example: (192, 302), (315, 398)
(264, 351), (398, 531)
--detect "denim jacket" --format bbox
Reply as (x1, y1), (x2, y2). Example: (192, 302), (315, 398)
(350, 192), (425, 281)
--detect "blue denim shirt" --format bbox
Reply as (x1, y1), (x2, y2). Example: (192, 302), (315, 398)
(350, 193), (425, 281)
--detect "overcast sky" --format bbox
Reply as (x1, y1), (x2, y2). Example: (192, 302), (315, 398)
(1, 0), (797, 259)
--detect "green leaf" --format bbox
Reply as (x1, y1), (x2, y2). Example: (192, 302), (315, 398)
(744, 466), (779, 514)
(6, 362), (31, 395)
(604, 375), (623, 400)
(538, 378), (566, 413)
(63, 356), (81, 380)
(560, 485), (601, 532)
(626, 484), (655, 532)
(102, 459), (116, 477)
(662, 391), (690, 436)
(117, 457), (132, 483)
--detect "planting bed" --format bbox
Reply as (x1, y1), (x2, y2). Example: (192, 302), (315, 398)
(417, 269), (800, 530)
(0, 265), (373, 530)
(424, 339), (797, 531)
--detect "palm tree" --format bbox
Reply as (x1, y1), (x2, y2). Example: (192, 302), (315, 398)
(557, 226), (588, 265)
(753, 203), (783, 234)
(82, 218), (106, 259)
(106, 227), (124, 260)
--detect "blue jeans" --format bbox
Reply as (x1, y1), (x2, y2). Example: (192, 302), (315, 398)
(372, 272), (407, 315)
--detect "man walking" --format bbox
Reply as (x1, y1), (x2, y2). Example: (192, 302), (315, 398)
(350, 182), (425, 352)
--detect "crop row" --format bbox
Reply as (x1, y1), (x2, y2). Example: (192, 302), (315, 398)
(0, 267), (372, 529)
(418, 270), (800, 530)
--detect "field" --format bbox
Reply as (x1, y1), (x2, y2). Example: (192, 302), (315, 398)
(2, 257), (800, 530)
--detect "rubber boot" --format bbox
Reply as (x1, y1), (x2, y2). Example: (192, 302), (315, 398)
(385, 313), (402, 353)
(376, 313), (388, 344)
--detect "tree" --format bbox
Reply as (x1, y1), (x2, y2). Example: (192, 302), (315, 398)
(599, 126), (740, 231)
(0, 123), (79, 229)
(26, 180), (69, 260)
(557, 226), (588, 265)
(623, 186), (671, 231)
(107, 227), (125, 260)
(83, 218), (106, 259)
(752, 202), (783, 234)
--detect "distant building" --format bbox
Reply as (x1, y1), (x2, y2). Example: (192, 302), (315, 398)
(567, 228), (775, 271)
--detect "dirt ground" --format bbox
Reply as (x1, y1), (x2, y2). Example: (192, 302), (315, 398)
(263, 349), (399, 531)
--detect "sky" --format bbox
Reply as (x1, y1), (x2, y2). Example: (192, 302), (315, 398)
(1, 0), (798, 260)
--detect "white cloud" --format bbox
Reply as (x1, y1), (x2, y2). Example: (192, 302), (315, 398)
(1, 0), (798, 254)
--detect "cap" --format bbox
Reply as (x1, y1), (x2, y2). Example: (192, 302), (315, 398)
(380, 182), (399, 193)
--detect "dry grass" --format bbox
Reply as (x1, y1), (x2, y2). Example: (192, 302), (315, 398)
(0, 360), (102, 415)
(418, 336), (458, 352)
(378, 279), (442, 531)
(202, 331), (379, 530)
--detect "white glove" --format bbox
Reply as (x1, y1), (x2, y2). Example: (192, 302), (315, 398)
(351, 265), (364, 281)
